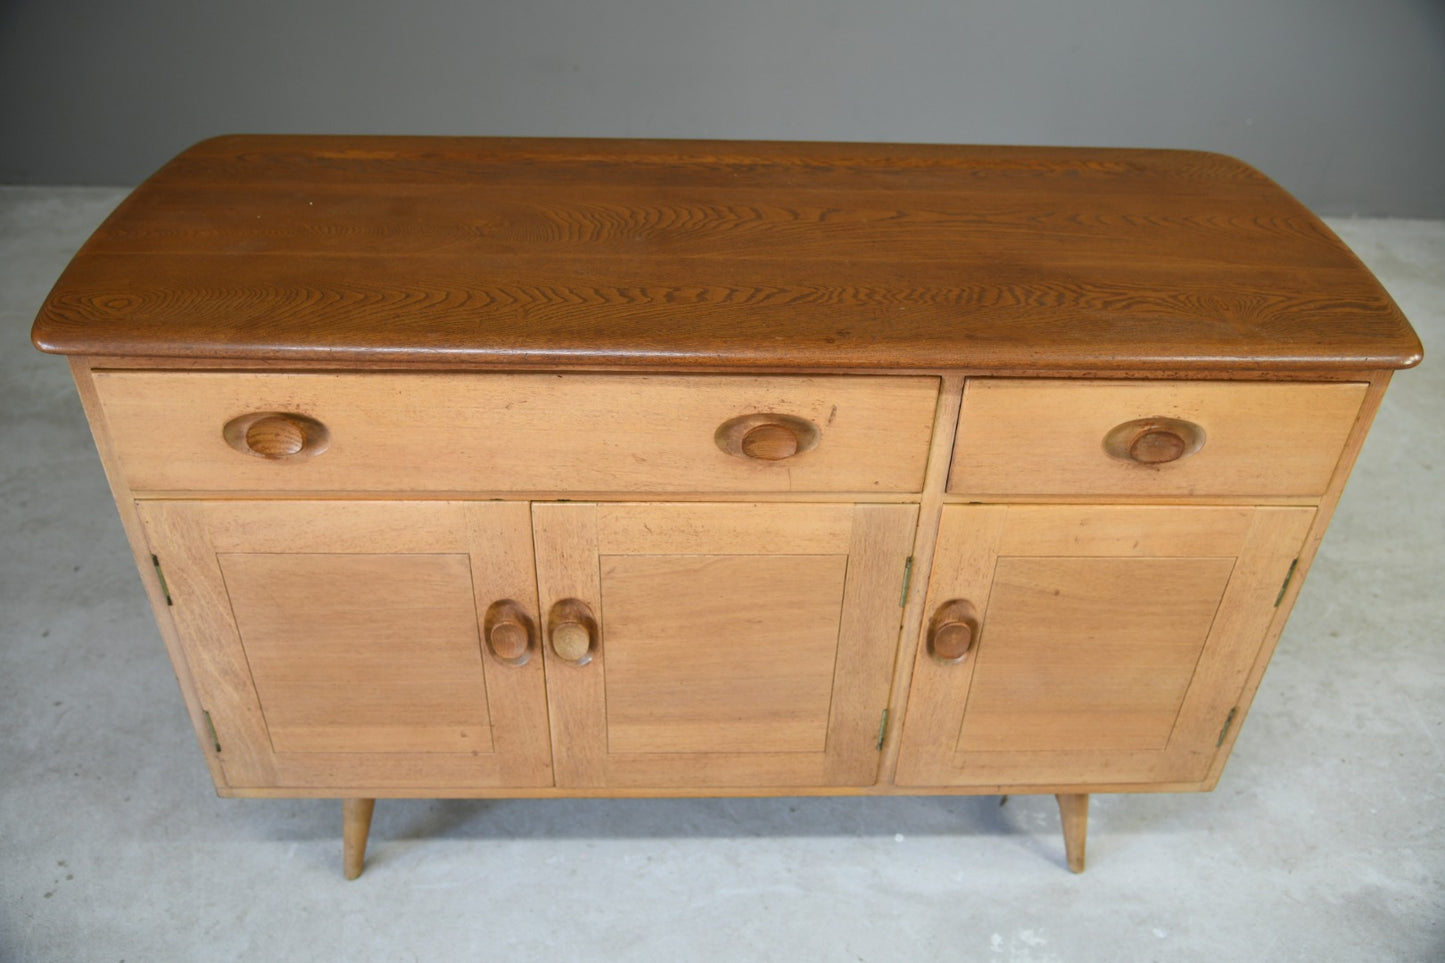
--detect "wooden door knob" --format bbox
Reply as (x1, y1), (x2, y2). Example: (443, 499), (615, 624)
(1103, 417), (1205, 465)
(928, 599), (979, 664)
(715, 413), (821, 461)
(484, 599), (535, 665)
(223, 411), (330, 460)
(548, 598), (599, 665)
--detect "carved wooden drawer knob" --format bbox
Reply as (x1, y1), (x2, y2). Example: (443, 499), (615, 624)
(928, 599), (980, 664)
(1103, 417), (1205, 465)
(484, 600), (535, 666)
(223, 411), (330, 460)
(715, 413), (821, 461)
(549, 598), (599, 665)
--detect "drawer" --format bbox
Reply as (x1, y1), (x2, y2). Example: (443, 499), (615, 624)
(93, 372), (939, 494)
(948, 379), (1367, 498)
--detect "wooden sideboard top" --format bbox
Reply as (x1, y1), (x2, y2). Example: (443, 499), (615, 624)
(31, 135), (1421, 371)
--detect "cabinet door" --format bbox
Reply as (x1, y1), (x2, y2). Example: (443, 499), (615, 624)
(532, 502), (917, 789)
(895, 505), (1313, 788)
(136, 500), (552, 791)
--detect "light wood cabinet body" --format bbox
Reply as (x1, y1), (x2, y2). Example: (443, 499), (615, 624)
(33, 138), (1420, 874)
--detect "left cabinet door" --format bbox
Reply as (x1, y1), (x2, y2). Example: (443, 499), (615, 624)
(136, 500), (553, 792)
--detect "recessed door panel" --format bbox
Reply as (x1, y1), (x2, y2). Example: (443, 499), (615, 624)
(220, 552), (493, 754)
(895, 504), (1313, 788)
(601, 554), (849, 754)
(534, 502), (917, 789)
(137, 500), (552, 790)
(956, 556), (1235, 752)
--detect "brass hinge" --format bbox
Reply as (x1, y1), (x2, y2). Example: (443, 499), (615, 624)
(151, 554), (172, 606)
(875, 708), (890, 750)
(202, 710), (222, 753)
(899, 557), (913, 607)
(1216, 707), (1239, 748)
(1274, 559), (1299, 606)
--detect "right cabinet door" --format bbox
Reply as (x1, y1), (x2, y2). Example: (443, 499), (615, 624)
(895, 504), (1314, 788)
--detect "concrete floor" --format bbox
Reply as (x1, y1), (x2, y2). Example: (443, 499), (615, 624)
(1, 188), (1441, 962)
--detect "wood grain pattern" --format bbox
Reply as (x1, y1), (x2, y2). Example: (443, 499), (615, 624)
(533, 500), (914, 789)
(31, 137), (1419, 371)
(949, 380), (1367, 497)
(92, 371), (937, 495)
(601, 554), (847, 754)
(135, 500), (553, 790)
(895, 504), (1313, 788)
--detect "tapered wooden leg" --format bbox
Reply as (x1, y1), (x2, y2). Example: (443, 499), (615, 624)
(1055, 793), (1089, 873)
(343, 798), (376, 880)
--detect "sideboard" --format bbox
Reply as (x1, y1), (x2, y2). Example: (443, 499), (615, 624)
(31, 136), (1421, 877)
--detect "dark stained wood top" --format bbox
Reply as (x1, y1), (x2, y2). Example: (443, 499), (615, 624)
(31, 136), (1421, 370)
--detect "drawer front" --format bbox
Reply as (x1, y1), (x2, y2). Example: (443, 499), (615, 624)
(94, 372), (939, 494)
(948, 380), (1367, 498)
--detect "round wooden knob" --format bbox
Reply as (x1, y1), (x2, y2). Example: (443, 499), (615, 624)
(1129, 429), (1186, 464)
(548, 598), (598, 666)
(223, 411), (330, 460)
(245, 415), (306, 457)
(1103, 417), (1205, 466)
(740, 423), (800, 461)
(928, 600), (979, 664)
(715, 413), (821, 461)
(484, 600), (534, 665)
(552, 622), (591, 662)
(931, 620), (975, 662)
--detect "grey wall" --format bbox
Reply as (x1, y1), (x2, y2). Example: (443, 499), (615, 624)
(2, 0), (1442, 216)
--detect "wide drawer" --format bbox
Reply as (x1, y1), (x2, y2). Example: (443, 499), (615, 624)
(948, 379), (1367, 498)
(93, 371), (939, 494)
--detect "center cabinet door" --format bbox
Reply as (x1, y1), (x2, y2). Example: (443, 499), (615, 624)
(895, 504), (1314, 789)
(136, 500), (553, 792)
(532, 502), (917, 789)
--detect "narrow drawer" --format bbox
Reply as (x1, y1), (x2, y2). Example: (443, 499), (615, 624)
(93, 372), (939, 494)
(948, 379), (1367, 498)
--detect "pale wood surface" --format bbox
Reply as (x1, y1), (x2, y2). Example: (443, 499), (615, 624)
(31, 137), (1421, 371)
(895, 504), (1312, 787)
(601, 554), (848, 754)
(135, 500), (553, 790)
(533, 501), (914, 789)
(219, 552), (495, 754)
(531, 503), (609, 788)
(893, 505), (1009, 786)
(957, 556), (1236, 751)
(877, 374), (967, 783)
(949, 379), (1367, 497)
(821, 503), (918, 785)
(92, 371), (938, 494)
(66, 359), (230, 791)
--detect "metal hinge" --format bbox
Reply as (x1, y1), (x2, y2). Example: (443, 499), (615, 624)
(202, 710), (222, 753)
(875, 709), (890, 750)
(1216, 707), (1239, 748)
(899, 557), (913, 606)
(151, 554), (172, 605)
(1274, 558), (1299, 606)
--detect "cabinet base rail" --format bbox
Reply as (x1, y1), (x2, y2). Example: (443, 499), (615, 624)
(337, 792), (1090, 879)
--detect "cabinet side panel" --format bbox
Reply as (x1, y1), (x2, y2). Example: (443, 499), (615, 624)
(67, 359), (229, 788)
